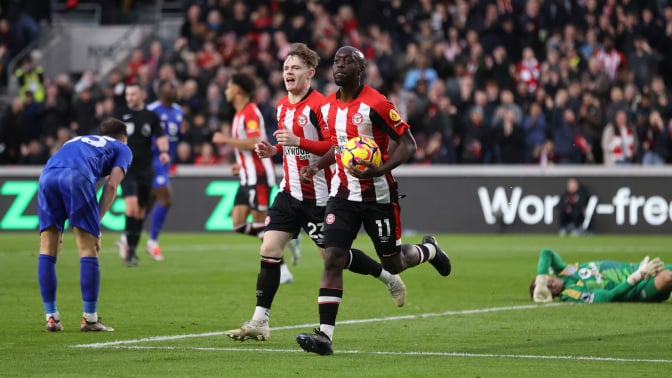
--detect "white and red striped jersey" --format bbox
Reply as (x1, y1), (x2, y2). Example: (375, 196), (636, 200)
(593, 49), (625, 81)
(516, 58), (540, 93)
(320, 85), (410, 203)
(275, 88), (332, 205)
(232, 102), (276, 187)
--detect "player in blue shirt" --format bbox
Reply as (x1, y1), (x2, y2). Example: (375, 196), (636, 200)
(145, 79), (184, 260)
(37, 118), (132, 332)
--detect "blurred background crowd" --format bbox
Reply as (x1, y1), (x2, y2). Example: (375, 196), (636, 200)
(2, 0), (672, 167)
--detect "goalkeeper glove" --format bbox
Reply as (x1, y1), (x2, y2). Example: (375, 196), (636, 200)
(626, 256), (664, 286)
(533, 274), (553, 303)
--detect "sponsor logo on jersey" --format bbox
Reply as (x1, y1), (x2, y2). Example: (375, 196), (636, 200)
(352, 113), (363, 125)
(247, 120), (259, 130)
(297, 114), (308, 126)
(283, 146), (311, 160)
(125, 122), (134, 136)
(580, 292), (594, 303)
(389, 109), (401, 122)
(326, 213), (335, 224)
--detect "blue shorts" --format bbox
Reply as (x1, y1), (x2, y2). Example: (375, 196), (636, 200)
(152, 160), (170, 189)
(38, 168), (100, 237)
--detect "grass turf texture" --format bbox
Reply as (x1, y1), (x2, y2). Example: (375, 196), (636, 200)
(1, 232), (670, 377)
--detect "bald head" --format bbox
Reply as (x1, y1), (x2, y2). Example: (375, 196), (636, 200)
(336, 46), (366, 71)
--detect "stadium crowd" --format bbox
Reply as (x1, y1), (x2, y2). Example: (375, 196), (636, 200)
(2, 0), (672, 166)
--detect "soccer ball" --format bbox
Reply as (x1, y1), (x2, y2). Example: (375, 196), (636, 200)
(341, 136), (382, 170)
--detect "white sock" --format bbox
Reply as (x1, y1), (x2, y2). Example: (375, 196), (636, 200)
(378, 269), (391, 283)
(320, 325), (334, 341)
(252, 306), (270, 323)
(424, 243), (437, 260)
(83, 312), (98, 323)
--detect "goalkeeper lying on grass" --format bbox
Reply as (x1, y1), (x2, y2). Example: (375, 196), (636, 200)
(530, 249), (672, 303)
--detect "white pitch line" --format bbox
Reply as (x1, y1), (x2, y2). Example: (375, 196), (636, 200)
(105, 345), (672, 364)
(73, 303), (563, 349)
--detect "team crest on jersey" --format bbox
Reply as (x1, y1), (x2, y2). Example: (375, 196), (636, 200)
(247, 120), (259, 130)
(352, 113), (363, 125)
(326, 213), (335, 224)
(142, 123), (152, 137)
(297, 114), (308, 126)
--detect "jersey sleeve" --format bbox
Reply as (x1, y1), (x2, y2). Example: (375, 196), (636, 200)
(537, 249), (568, 275)
(114, 143), (133, 173)
(244, 109), (263, 138)
(150, 112), (164, 137)
(370, 97), (410, 140)
(560, 281), (633, 303)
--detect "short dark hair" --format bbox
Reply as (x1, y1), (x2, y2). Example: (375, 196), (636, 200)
(230, 72), (256, 96)
(99, 117), (128, 139)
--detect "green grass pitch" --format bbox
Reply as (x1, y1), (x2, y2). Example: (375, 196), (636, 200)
(1, 232), (670, 377)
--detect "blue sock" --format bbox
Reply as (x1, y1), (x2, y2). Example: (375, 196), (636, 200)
(80, 257), (100, 314)
(150, 204), (169, 241)
(38, 254), (58, 314)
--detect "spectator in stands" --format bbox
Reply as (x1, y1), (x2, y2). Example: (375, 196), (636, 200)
(577, 90), (604, 164)
(182, 113), (212, 156)
(125, 47), (145, 84)
(40, 84), (70, 140)
(22, 90), (41, 141)
(193, 142), (218, 166)
(629, 35), (658, 89)
(491, 108), (525, 164)
(460, 105), (489, 164)
(146, 40), (166, 82)
(180, 3), (206, 51)
(19, 138), (47, 165)
(593, 36), (626, 82)
(403, 53), (438, 92)
(638, 110), (670, 166)
(69, 87), (97, 136)
(516, 47), (541, 94)
(648, 76), (671, 116)
(522, 102), (548, 164)
(0, 20), (9, 87)
(0, 97), (25, 164)
(549, 108), (592, 164)
(602, 109), (638, 166)
(174, 141), (194, 165)
(15, 54), (44, 103)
